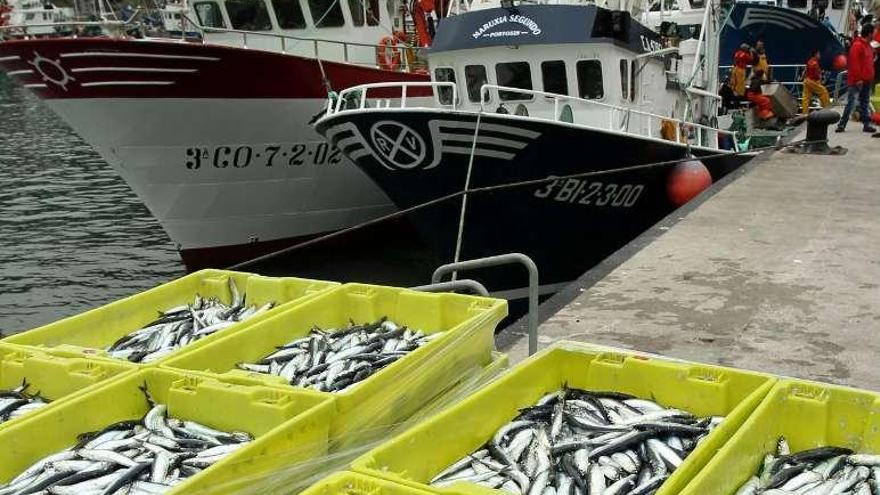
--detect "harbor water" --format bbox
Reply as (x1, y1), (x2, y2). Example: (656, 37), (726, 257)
(0, 75), (439, 334)
(0, 75), (183, 334)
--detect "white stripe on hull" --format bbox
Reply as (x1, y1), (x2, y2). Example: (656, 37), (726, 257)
(70, 67), (199, 74)
(60, 52), (221, 61)
(44, 98), (424, 251)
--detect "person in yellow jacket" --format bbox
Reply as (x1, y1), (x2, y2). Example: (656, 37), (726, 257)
(801, 49), (831, 114)
(752, 40), (771, 82)
(731, 43), (752, 96)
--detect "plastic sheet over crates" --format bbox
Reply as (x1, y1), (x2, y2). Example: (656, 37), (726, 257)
(162, 283), (508, 449)
(3, 269), (338, 367)
(350, 341), (776, 495)
(301, 472), (436, 495)
(155, 349), (508, 494)
(0, 368), (334, 495)
(682, 379), (880, 495)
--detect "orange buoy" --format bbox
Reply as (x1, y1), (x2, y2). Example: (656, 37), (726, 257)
(832, 54), (847, 71)
(667, 159), (712, 206)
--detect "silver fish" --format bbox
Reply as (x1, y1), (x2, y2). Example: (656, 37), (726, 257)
(0, 397), (252, 495)
(0, 380), (50, 424)
(236, 318), (441, 392)
(430, 387), (720, 494)
(732, 438), (880, 495)
(106, 278), (274, 363)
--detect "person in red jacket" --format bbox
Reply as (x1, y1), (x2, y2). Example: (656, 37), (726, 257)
(872, 22), (880, 86)
(837, 24), (877, 133)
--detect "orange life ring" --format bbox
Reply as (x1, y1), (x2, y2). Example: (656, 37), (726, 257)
(376, 35), (401, 71)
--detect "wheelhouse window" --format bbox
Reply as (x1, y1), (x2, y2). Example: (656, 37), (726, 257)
(465, 65), (489, 103)
(366, 0), (379, 25)
(272, 0), (306, 28)
(346, 0), (378, 25)
(308, 0), (345, 27)
(577, 60), (604, 99)
(194, 1), (226, 28)
(434, 67), (457, 105)
(649, 0), (679, 11)
(348, 0), (364, 25)
(619, 59), (630, 101)
(541, 60), (568, 96)
(787, 0), (806, 8)
(225, 0), (272, 30)
(495, 62), (533, 101)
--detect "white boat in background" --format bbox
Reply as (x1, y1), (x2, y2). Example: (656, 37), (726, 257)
(0, 0), (75, 38)
(0, 0), (435, 268)
(157, 0), (202, 37)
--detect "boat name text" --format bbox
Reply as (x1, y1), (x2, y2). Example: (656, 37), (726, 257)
(534, 177), (644, 207)
(472, 14), (542, 39)
(184, 143), (343, 170)
(640, 35), (663, 53)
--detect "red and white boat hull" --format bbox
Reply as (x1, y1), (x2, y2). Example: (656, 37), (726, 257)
(0, 37), (430, 267)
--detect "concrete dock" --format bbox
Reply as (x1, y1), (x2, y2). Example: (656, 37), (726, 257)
(500, 128), (880, 389)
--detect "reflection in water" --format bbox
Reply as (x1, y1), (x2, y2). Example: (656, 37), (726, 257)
(0, 76), (183, 333)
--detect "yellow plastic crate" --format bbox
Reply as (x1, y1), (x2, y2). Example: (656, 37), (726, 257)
(3, 269), (338, 367)
(302, 472), (436, 495)
(0, 368), (333, 495)
(682, 379), (880, 495)
(351, 341), (775, 495)
(162, 283), (508, 448)
(0, 344), (132, 430)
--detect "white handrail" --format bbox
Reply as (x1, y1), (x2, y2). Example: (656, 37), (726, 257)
(181, 13), (426, 69)
(332, 81), (458, 113)
(327, 81), (735, 150)
(718, 64), (807, 70)
(478, 83), (736, 140)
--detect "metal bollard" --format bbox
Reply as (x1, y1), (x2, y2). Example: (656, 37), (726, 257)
(786, 109), (847, 155)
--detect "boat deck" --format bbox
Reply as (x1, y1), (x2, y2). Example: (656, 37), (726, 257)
(499, 127), (880, 389)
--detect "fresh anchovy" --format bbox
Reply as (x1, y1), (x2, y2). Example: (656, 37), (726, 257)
(0, 379), (50, 424)
(430, 387), (722, 495)
(734, 436), (880, 495)
(0, 392), (252, 495)
(107, 278), (274, 363)
(236, 317), (442, 392)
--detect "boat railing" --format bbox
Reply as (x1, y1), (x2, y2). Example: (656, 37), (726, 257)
(831, 69), (848, 100)
(0, 9), (140, 35)
(719, 63), (811, 96)
(330, 81), (458, 114)
(182, 14), (427, 71)
(478, 84), (736, 150)
(328, 81), (735, 150)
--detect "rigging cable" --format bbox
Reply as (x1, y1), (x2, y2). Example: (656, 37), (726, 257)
(229, 139), (819, 271)
(451, 108), (482, 280)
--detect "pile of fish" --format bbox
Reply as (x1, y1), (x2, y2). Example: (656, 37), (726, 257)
(0, 393), (252, 495)
(0, 380), (49, 425)
(107, 278), (274, 363)
(735, 437), (880, 495)
(236, 317), (440, 392)
(431, 387), (723, 495)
